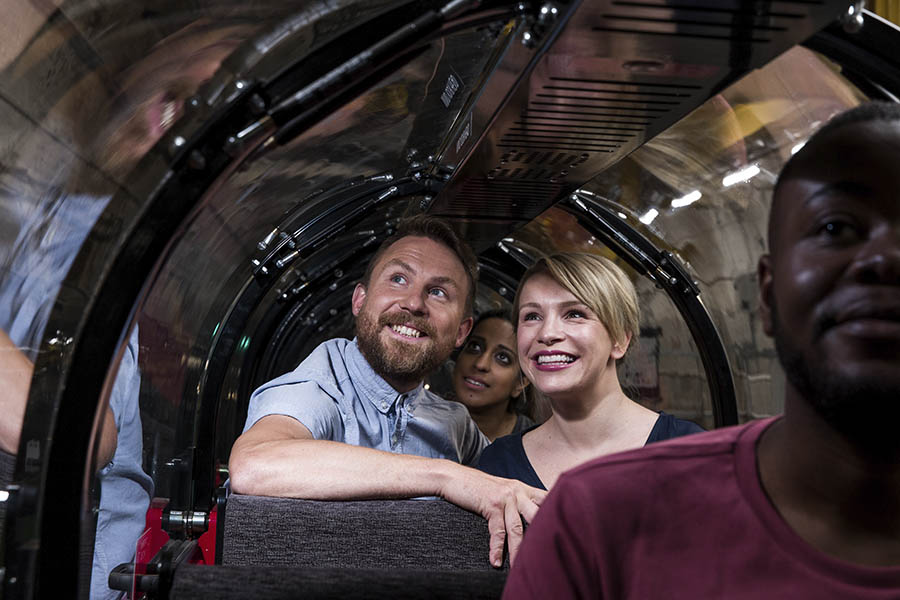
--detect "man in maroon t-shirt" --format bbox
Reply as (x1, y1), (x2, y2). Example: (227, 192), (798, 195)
(504, 102), (900, 598)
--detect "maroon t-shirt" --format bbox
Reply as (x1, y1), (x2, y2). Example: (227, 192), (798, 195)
(504, 418), (900, 599)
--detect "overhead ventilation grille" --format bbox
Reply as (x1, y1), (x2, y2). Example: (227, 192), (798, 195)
(496, 76), (698, 161)
(445, 76), (702, 217)
(431, 0), (843, 232)
(593, 1), (821, 42)
(452, 178), (563, 217)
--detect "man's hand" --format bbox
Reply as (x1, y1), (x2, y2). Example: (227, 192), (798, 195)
(437, 466), (546, 567)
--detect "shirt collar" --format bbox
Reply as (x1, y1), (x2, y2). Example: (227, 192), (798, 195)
(347, 338), (425, 414)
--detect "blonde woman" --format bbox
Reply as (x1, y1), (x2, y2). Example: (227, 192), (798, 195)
(477, 252), (703, 490)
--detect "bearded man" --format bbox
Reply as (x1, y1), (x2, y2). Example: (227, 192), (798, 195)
(230, 215), (546, 567)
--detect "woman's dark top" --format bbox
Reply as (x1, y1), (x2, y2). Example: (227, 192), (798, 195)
(477, 412), (705, 490)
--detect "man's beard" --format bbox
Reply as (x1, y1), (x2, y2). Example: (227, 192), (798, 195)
(355, 308), (456, 387)
(771, 303), (900, 458)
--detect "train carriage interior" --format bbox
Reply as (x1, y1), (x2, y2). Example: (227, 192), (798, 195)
(1, 0), (899, 597)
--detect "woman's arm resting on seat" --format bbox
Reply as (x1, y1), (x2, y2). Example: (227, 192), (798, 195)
(229, 414), (546, 566)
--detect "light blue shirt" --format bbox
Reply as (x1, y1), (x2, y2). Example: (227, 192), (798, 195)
(244, 338), (488, 464)
(92, 327), (151, 600)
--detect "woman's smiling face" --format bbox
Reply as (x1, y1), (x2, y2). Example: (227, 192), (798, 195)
(516, 273), (625, 402)
(453, 317), (522, 412)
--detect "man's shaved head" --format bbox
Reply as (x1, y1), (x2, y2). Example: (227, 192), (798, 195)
(769, 101), (900, 254)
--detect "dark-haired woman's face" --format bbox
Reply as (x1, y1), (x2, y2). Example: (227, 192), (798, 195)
(453, 318), (522, 412)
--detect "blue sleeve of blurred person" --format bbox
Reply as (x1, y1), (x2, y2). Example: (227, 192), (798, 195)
(92, 326), (153, 600)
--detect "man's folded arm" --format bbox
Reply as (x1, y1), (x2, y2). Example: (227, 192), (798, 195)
(229, 414), (546, 566)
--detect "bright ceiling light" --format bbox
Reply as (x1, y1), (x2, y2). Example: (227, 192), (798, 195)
(671, 190), (701, 208)
(639, 208), (659, 225)
(722, 164), (760, 187)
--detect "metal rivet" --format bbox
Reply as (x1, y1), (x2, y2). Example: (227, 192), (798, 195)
(249, 93), (266, 115)
(169, 136), (186, 155)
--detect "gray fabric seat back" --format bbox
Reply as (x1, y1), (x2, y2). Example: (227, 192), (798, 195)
(223, 494), (506, 570)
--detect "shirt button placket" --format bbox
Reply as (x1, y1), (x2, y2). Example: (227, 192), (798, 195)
(391, 394), (405, 450)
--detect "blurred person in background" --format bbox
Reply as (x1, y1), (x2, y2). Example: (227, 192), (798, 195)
(0, 7), (251, 597)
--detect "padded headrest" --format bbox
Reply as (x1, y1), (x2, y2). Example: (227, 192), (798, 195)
(223, 494), (507, 570)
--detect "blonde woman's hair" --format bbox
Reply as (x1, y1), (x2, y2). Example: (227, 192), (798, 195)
(512, 252), (640, 350)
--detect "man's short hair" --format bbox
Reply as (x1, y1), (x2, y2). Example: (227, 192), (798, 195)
(770, 101), (900, 250)
(511, 252), (640, 351)
(361, 215), (479, 317)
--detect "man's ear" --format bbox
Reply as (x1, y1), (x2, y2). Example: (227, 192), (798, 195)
(351, 283), (367, 317)
(455, 316), (474, 347)
(611, 332), (632, 360)
(757, 254), (775, 336)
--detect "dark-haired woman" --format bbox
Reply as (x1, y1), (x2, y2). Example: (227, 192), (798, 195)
(452, 311), (536, 441)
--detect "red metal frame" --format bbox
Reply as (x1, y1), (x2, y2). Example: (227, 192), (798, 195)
(125, 497), (218, 597)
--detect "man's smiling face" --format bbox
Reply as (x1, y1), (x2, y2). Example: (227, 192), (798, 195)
(352, 235), (473, 392)
(759, 118), (900, 449)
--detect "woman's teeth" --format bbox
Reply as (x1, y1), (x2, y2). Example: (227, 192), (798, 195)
(537, 354), (575, 365)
